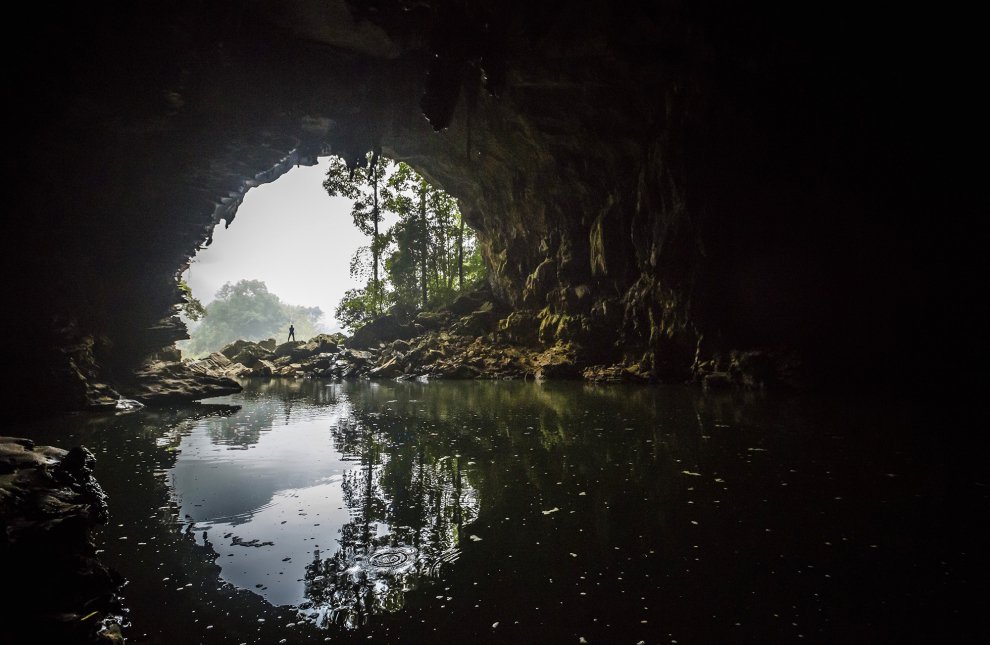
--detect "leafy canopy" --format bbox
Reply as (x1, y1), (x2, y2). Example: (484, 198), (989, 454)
(324, 155), (487, 332)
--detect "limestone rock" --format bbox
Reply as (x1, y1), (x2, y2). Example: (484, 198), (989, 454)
(219, 339), (255, 359)
(347, 314), (416, 349)
(1, 438), (123, 642)
(273, 341), (306, 358)
(123, 360), (242, 404)
(258, 338), (277, 351)
(231, 343), (273, 368)
(414, 311), (450, 330)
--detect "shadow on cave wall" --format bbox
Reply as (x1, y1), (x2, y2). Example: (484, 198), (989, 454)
(3, 0), (981, 413)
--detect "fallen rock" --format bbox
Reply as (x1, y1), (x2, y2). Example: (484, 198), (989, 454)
(454, 309), (497, 337)
(414, 311), (451, 330)
(1, 438), (124, 643)
(230, 343), (273, 368)
(347, 314), (416, 349)
(123, 360), (242, 404)
(534, 343), (581, 379)
(219, 339), (255, 359)
(258, 338), (277, 351)
(498, 310), (540, 346)
(273, 340), (306, 358)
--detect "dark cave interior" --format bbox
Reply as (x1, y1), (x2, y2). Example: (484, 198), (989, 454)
(2, 0), (982, 410)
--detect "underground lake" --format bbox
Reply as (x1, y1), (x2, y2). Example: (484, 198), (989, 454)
(12, 378), (978, 643)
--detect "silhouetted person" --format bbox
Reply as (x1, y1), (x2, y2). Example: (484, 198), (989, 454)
(288, 324), (295, 342)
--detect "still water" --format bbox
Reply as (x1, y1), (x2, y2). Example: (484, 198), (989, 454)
(17, 379), (980, 642)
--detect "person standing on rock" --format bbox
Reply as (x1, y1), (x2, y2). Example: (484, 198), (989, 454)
(287, 324), (295, 342)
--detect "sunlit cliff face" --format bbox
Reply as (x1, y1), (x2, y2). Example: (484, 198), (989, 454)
(5, 0), (974, 411)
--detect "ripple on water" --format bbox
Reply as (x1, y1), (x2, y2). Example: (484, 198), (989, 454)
(427, 547), (461, 578)
(367, 546), (417, 574)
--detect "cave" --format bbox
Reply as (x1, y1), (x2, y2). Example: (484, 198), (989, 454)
(5, 0), (979, 408)
(2, 0), (982, 641)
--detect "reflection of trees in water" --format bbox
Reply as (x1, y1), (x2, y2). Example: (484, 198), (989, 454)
(291, 379), (791, 632)
(300, 410), (478, 629)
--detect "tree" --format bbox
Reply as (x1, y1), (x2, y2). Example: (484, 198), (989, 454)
(177, 278), (206, 321)
(334, 288), (377, 333)
(323, 153), (397, 316)
(327, 155), (487, 330)
(184, 279), (323, 356)
(384, 162), (430, 309)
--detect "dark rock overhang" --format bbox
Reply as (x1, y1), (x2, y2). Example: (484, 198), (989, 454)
(2, 0), (979, 411)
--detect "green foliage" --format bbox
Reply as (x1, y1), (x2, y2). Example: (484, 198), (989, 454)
(184, 279), (323, 356)
(334, 287), (378, 333)
(323, 153), (398, 316)
(326, 155), (487, 331)
(178, 279), (206, 321)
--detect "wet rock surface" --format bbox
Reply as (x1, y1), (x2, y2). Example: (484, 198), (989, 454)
(196, 287), (785, 386)
(0, 438), (124, 643)
(122, 358), (243, 404)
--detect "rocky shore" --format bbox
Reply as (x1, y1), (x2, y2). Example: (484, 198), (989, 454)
(0, 438), (124, 643)
(0, 295), (795, 643)
(186, 288), (798, 390)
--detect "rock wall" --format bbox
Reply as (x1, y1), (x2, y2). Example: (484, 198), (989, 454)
(3, 1), (979, 411)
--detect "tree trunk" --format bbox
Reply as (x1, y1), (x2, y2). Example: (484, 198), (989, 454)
(372, 163), (380, 314)
(420, 180), (429, 309)
(457, 215), (464, 289)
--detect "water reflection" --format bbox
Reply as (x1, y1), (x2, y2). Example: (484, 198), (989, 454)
(15, 379), (970, 642)
(301, 409), (479, 628)
(169, 381), (482, 621)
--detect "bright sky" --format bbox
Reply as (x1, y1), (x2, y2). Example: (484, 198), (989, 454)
(182, 157), (386, 334)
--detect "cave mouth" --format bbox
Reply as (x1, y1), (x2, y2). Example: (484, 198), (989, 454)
(177, 157), (368, 352)
(3, 2), (983, 642)
(177, 153), (486, 361)
(4, 0), (977, 414)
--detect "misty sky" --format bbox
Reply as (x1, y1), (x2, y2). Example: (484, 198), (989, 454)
(182, 157), (390, 333)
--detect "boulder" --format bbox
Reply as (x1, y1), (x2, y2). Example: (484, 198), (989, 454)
(368, 356), (403, 378)
(219, 339), (254, 359)
(448, 292), (487, 315)
(289, 341), (322, 361)
(1, 438), (124, 642)
(309, 333), (342, 352)
(346, 314), (416, 349)
(273, 340), (305, 358)
(122, 360), (242, 404)
(454, 309), (496, 337)
(230, 343), (272, 368)
(414, 310), (451, 330)
(258, 338), (277, 351)
(250, 359), (275, 377)
(534, 344), (581, 379)
(498, 310), (539, 346)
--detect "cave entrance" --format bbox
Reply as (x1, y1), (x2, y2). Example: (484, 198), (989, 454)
(177, 154), (483, 359)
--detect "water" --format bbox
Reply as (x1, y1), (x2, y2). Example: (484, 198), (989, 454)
(14, 379), (983, 642)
